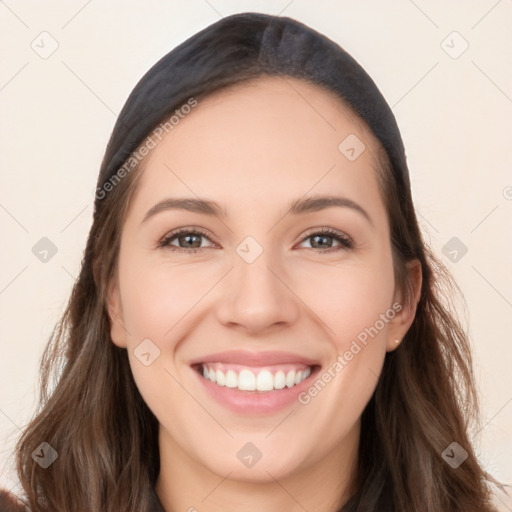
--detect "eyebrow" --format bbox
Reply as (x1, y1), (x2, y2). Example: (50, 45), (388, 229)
(141, 195), (373, 226)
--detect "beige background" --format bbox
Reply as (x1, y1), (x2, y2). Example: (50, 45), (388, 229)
(1, 0), (511, 508)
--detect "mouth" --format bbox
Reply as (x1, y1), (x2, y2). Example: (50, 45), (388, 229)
(192, 362), (319, 393)
(189, 350), (322, 414)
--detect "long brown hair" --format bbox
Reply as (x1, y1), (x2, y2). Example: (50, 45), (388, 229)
(14, 12), (504, 511)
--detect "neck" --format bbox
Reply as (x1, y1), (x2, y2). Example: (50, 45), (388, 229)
(155, 422), (359, 512)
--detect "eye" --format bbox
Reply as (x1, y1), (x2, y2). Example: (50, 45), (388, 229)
(297, 228), (353, 253)
(158, 227), (353, 254)
(158, 227), (217, 253)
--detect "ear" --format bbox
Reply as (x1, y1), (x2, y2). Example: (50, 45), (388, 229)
(386, 259), (422, 352)
(106, 275), (128, 349)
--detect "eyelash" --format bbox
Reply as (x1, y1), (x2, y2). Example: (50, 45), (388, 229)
(158, 227), (353, 254)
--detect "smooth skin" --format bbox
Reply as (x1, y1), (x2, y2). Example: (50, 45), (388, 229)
(108, 76), (422, 512)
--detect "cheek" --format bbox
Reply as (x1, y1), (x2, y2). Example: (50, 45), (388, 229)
(295, 254), (395, 341)
(119, 258), (214, 343)
(120, 263), (198, 419)
(294, 266), (394, 441)
(119, 243), (395, 347)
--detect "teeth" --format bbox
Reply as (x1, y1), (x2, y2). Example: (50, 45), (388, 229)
(216, 369), (225, 386)
(274, 370), (286, 389)
(200, 364), (313, 392)
(285, 371), (296, 388)
(238, 369), (256, 391)
(256, 370), (274, 391)
(225, 370), (238, 388)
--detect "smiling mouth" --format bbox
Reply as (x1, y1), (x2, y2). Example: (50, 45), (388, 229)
(192, 363), (319, 393)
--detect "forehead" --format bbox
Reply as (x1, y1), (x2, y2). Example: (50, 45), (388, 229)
(129, 75), (386, 224)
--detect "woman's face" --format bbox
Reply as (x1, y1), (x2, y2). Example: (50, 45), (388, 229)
(108, 76), (417, 485)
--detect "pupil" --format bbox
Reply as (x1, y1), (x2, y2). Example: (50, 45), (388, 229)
(313, 235), (331, 248)
(178, 234), (334, 249)
(182, 234), (200, 248)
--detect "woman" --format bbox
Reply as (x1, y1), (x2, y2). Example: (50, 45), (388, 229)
(7, 12), (504, 511)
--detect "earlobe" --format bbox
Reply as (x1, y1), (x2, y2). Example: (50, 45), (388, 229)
(106, 279), (128, 349)
(386, 259), (422, 352)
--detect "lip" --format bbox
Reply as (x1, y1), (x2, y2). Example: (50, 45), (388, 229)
(189, 350), (321, 415)
(189, 349), (320, 367)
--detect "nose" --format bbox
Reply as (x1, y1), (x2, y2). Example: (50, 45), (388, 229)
(215, 247), (300, 335)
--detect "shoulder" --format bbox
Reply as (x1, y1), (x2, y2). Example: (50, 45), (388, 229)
(0, 489), (28, 512)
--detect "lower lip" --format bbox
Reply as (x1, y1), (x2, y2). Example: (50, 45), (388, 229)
(193, 366), (319, 415)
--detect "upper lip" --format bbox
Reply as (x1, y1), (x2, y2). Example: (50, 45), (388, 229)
(190, 350), (320, 367)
